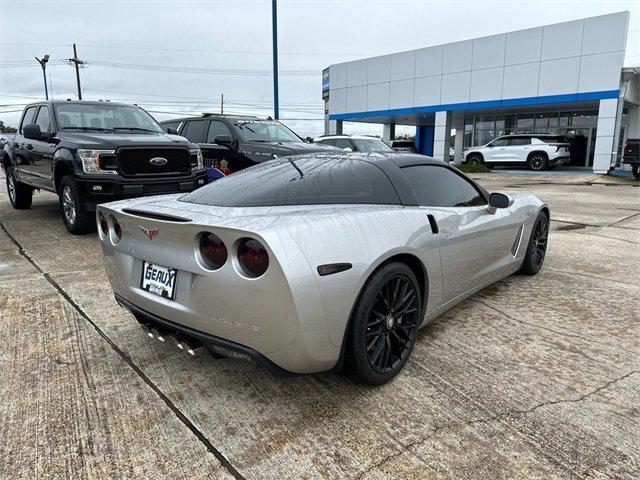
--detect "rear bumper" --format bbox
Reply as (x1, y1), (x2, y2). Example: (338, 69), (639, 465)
(77, 170), (208, 210)
(549, 155), (570, 165)
(98, 213), (341, 374)
(115, 294), (295, 376)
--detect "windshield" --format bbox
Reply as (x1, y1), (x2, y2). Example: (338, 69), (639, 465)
(54, 104), (165, 134)
(232, 120), (300, 143)
(352, 138), (393, 152)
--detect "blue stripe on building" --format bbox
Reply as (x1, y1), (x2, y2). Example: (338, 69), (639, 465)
(328, 89), (619, 121)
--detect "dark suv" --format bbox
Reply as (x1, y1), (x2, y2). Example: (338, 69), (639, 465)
(1, 100), (207, 234)
(161, 114), (337, 179)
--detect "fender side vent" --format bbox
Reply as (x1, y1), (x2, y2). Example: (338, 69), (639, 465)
(511, 225), (524, 256)
(122, 209), (191, 223)
(317, 263), (352, 276)
(427, 214), (439, 234)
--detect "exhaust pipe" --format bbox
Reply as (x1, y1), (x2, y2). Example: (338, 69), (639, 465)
(134, 313), (203, 356)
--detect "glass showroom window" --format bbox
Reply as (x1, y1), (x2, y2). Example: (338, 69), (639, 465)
(534, 113), (559, 133)
(463, 118), (474, 148)
(474, 116), (496, 146)
(495, 114), (515, 137)
(516, 114), (534, 132)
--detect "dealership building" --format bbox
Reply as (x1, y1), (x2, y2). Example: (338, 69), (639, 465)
(323, 11), (639, 174)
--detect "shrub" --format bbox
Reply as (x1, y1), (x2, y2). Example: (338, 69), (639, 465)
(456, 164), (492, 173)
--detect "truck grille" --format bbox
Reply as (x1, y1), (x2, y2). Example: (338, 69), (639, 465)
(118, 148), (191, 176)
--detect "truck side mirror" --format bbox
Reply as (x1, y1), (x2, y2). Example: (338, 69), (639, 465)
(23, 124), (43, 141)
(214, 135), (234, 147)
(165, 127), (178, 135)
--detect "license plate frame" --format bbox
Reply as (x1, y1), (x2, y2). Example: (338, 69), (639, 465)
(140, 261), (177, 300)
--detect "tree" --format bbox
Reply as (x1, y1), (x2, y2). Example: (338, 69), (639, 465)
(0, 120), (17, 133)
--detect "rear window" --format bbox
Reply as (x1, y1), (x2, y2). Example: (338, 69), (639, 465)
(180, 156), (401, 207)
(536, 136), (569, 144)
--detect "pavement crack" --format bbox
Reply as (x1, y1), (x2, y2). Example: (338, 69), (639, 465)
(608, 211), (640, 227)
(0, 221), (246, 480)
(469, 298), (637, 354)
(357, 370), (638, 478)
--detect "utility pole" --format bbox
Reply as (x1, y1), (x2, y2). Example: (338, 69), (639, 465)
(70, 43), (84, 100)
(35, 55), (50, 100)
(272, 0), (279, 119)
(221, 93), (224, 114)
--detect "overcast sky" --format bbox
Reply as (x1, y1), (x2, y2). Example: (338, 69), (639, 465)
(1, 0), (639, 137)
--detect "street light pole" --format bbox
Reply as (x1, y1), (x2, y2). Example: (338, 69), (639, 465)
(272, 0), (279, 120)
(35, 55), (50, 100)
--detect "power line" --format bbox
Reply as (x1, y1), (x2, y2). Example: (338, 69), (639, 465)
(0, 41), (374, 57)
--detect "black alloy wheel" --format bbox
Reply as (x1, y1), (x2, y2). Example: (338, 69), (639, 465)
(527, 153), (548, 171)
(349, 262), (422, 385)
(519, 212), (549, 275)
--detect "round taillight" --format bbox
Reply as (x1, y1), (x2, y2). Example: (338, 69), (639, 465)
(113, 218), (122, 240)
(199, 233), (227, 270)
(98, 211), (108, 236)
(237, 238), (269, 278)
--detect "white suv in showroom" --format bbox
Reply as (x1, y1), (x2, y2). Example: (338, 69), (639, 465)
(463, 134), (570, 171)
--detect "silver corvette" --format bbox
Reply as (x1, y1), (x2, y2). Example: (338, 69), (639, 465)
(98, 153), (549, 384)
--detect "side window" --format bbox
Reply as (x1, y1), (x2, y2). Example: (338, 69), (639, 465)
(490, 138), (508, 147)
(402, 165), (486, 207)
(317, 138), (336, 146)
(508, 137), (531, 146)
(20, 107), (38, 133)
(206, 121), (233, 143)
(334, 138), (352, 149)
(162, 121), (181, 132)
(34, 106), (51, 134)
(181, 120), (206, 143)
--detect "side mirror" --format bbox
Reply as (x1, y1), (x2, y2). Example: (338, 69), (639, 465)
(23, 124), (43, 141)
(214, 135), (234, 147)
(488, 192), (513, 213)
(165, 127), (178, 135)
(343, 147), (353, 152)
(306, 136), (314, 143)
(486, 144), (494, 148)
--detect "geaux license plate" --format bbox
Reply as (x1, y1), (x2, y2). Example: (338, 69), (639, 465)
(141, 261), (177, 300)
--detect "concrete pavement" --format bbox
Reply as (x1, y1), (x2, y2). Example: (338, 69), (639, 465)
(0, 171), (638, 479)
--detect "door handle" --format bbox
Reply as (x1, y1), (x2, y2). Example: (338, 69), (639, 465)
(427, 214), (439, 234)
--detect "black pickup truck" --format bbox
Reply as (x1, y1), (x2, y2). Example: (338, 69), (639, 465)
(161, 113), (337, 180)
(623, 138), (639, 180)
(1, 100), (207, 234)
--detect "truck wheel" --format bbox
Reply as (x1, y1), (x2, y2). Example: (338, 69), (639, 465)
(58, 176), (95, 234)
(6, 167), (33, 209)
(633, 165), (640, 180)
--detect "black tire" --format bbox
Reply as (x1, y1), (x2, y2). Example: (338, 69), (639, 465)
(519, 212), (549, 276)
(466, 153), (483, 165)
(58, 175), (95, 234)
(348, 262), (422, 385)
(6, 167), (33, 209)
(632, 165), (640, 180)
(526, 153), (548, 171)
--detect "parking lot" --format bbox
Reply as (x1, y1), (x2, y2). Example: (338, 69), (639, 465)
(0, 170), (638, 479)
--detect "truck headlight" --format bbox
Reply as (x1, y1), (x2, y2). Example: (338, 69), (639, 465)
(189, 147), (203, 170)
(77, 149), (116, 174)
